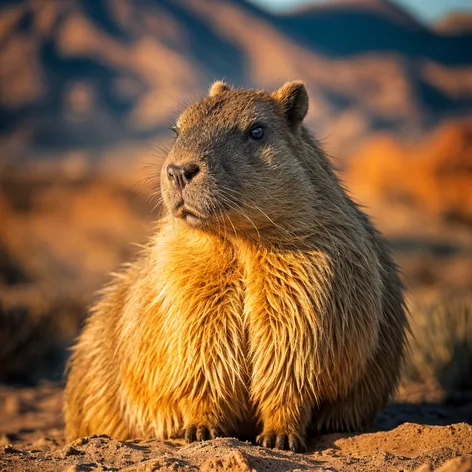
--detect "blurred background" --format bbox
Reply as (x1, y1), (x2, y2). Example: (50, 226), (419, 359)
(0, 0), (471, 401)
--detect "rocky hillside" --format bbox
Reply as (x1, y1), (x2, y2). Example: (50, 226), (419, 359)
(1, 0), (472, 163)
(436, 12), (472, 34)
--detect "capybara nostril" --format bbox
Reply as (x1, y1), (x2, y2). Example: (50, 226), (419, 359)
(167, 164), (183, 188)
(182, 163), (200, 182)
(167, 163), (200, 189)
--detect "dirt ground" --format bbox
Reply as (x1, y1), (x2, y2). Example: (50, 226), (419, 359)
(1, 170), (471, 472)
(1, 382), (471, 472)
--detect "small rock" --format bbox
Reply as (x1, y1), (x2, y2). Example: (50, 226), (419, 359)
(201, 450), (254, 472)
(3, 444), (22, 454)
(62, 445), (85, 457)
(70, 437), (89, 447)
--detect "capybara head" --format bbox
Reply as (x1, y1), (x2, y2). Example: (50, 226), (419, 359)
(161, 81), (324, 239)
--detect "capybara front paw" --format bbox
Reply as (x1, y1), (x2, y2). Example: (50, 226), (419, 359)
(184, 423), (223, 443)
(256, 430), (306, 453)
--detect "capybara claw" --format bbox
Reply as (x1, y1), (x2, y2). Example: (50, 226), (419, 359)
(257, 431), (306, 453)
(184, 423), (223, 443)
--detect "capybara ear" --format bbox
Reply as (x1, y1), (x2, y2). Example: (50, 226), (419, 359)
(273, 80), (309, 128)
(209, 80), (232, 97)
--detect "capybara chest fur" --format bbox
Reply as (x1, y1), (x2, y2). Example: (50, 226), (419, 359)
(64, 81), (408, 452)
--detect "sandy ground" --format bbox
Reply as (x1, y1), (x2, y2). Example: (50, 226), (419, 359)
(1, 383), (471, 472)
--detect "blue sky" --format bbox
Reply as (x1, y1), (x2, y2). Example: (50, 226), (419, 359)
(251, 0), (472, 23)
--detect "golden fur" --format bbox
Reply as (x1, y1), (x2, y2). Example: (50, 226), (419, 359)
(64, 81), (408, 452)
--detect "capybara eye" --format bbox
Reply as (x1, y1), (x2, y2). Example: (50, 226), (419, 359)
(171, 126), (180, 137)
(249, 126), (264, 140)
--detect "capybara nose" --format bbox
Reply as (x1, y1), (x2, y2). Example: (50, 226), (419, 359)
(167, 163), (200, 189)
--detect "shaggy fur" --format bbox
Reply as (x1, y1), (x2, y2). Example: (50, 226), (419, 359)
(64, 81), (408, 452)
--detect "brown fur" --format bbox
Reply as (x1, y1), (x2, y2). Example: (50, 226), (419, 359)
(64, 81), (408, 452)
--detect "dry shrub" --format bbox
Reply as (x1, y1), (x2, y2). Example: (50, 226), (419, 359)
(405, 298), (472, 394)
(0, 168), (156, 383)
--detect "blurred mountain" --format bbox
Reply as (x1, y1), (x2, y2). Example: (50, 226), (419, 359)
(435, 12), (472, 35)
(1, 0), (472, 163)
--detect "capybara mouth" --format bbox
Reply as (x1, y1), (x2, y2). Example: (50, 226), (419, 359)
(182, 209), (205, 225)
(174, 203), (207, 225)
